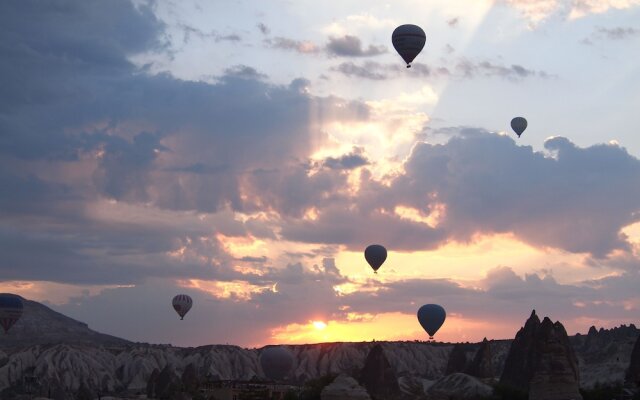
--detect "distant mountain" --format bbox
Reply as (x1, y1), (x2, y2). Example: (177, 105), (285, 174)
(0, 296), (130, 349)
(0, 296), (637, 399)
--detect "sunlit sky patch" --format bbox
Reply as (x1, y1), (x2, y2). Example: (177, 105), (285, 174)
(1, 0), (639, 347)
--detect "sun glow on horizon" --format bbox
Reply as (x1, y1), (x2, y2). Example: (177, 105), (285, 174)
(313, 321), (327, 330)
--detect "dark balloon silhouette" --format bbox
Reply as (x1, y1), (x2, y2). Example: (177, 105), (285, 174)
(260, 346), (294, 381)
(511, 117), (527, 137)
(364, 244), (387, 273)
(417, 304), (446, 340)
(172, 294), (193, 320)
(392, 24), (426, 68)
(0, 293), (23, 334)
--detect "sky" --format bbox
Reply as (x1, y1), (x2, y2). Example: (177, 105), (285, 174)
(1, 0), (639, 348)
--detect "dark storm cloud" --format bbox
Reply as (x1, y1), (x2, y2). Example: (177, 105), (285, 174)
(326, 35), (387, 57)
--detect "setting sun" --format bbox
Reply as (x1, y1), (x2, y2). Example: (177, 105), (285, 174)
(312, 321), (327, 330)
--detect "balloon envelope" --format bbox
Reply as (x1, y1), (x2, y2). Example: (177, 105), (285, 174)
(260, 346), (294, 381)
(392, 24), (426, 67)
(0, 294), (23, 334)
(511, 117), (527, 137)
(417, 304), (446, 339)
(364, 244), (387, 273)
(172, 294), (193, 320)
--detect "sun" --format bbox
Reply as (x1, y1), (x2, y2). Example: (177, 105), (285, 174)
(312, 321), (327, 330)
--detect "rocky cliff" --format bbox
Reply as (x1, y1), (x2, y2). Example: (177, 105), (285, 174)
(0, 297), (637, 399)
(0, 297), (129, 349)
(427, 373), (493, 400)
(321, 374), (371, 400)
(627, 334), (640, 387)
(359, 344), (401, 399)
(500, 310), (582, 400)
(572, 324), (639, 388)
(466, 338), (493, 380)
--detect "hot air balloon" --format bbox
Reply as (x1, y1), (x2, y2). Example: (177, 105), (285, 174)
(260, 346), (294, 381)
(511, 117), (527, 138)
(417, 304), (446, 340)
(365, 244), (387, 274)
(392, 24), (426, 68)
(172, 294), (193, 320)
(0, 294), (23, 334)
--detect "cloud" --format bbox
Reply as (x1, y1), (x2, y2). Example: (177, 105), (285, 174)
(568, 0), (640, 19)
(332, 62), (389, 80)
(583, 26), (640, 43)
(257, 23), (270, 35)
(53, 258), (349, 346)
(177, 24), (242, 44)
(331, 59), (546, 81)
(331, 61), (442, 80)
(342, 265), (639, 329)
(265, 37), (320, 54)
(266, 34), (387, 59)
(276, 130), (640, 257)
(455, 59), (551, 80)
(48, 260), (640, 346)
(389, 132), (640, 256)
(326, 35), (387, 57)
(0, 0), (371, 286)
(500, 0), (640, 25)
(321, 151), (370, 170)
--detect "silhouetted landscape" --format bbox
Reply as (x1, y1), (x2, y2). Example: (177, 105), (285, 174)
(0, 297), (638, 399)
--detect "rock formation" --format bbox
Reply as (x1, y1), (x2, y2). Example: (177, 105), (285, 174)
(466, 338), (493, 379)
(500, 310), (582, 400)
(574, 323), (639, 388)
(427, 373), (493, 400)
(321, 374), (371, 400)
(1, 298), (637, 398)
(446, 343), (473, 375)
(0, 296), (129, 349)
(359, 344), (401, 399)
(626, 333), (640, 387)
